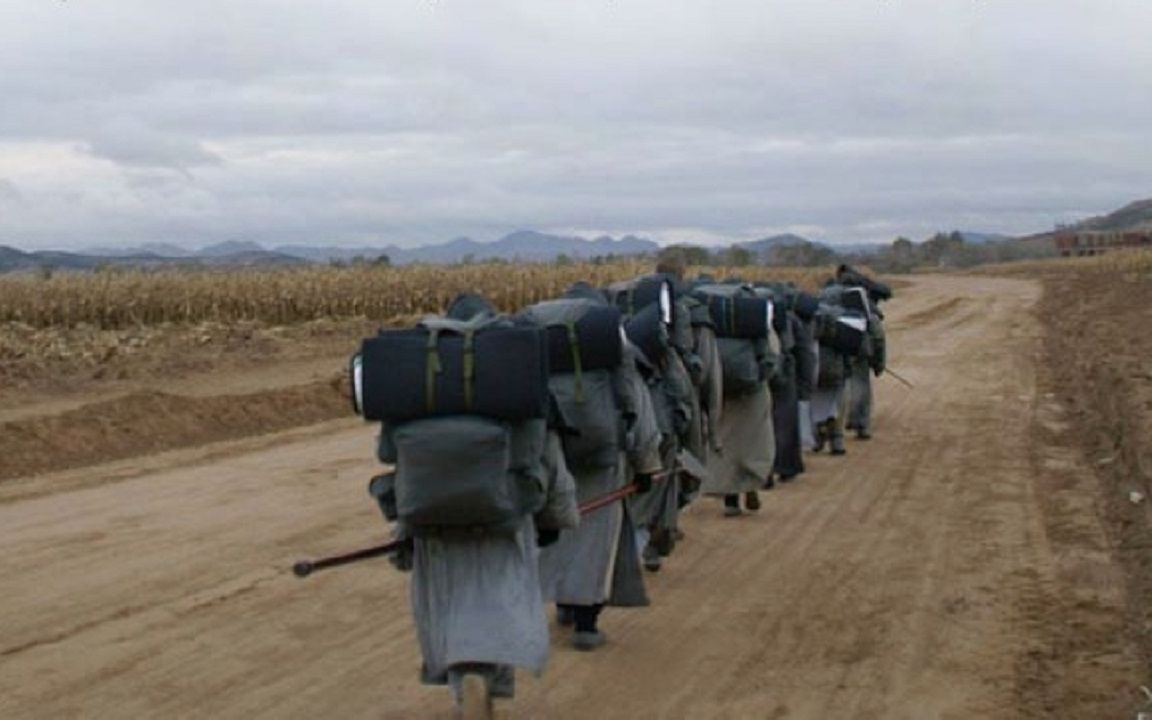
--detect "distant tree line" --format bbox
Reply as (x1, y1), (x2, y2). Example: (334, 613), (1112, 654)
(867, 232), (1056, 273)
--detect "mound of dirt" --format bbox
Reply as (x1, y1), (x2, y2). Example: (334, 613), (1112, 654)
(0, 380), (350, 482)
(0, 316), (377, 406)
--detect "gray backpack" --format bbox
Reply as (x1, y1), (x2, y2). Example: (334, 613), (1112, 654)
(368, 312), (550, 536)
(373, 416), (547, 536)
(694, 284), (777, 397)
(521, 298), (626, 471)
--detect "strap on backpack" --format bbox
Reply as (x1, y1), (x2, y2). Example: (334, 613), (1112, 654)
(425, 328), (442, 414)
(566, 320), (584, 403)
(463, 329), (476, 412)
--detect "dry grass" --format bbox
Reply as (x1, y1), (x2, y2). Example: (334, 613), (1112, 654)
(0, 262), (828, 330)
(973, 248), (1152, 279)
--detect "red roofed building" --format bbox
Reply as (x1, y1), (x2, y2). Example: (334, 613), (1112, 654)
(1055, 230), (1152, 257)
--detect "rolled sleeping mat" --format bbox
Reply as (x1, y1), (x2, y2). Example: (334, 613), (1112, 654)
(838, 265), (893, 301)
(527, 302), (623, 373)
(840, 286), (873, 317)
(792, 291), (820, 322)
(608, 274), (675, 322)
(696, 292), (773, 339)
(818, 312), (869, 356)
(355, 324), (549, 423)
(624, 302), (671, 367)
(688, 299), (715, 329)
(755, 282), (795, 311)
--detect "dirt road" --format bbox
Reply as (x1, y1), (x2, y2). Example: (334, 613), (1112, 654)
(1, 275), (1144, 719)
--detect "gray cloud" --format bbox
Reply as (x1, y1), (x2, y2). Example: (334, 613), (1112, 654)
(0, 178), (21, 204)
(85, 119), (222, 173)
(0, 0), (1150, 249)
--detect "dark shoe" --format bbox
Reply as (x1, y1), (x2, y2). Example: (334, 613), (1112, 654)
(779, 473), (797, 483)
(572, 631), (607, 651)
(744, 491), (761, 511)
(856, 429), (872, 440)
(652, 528), (676, 557)
(813, 422), (828, 452)
(830, 435), (847, 456)
(488, 665), (515, 700)
(556, 606), (575, 628)
(642, 545), (663, 572)
(723, 494), (742, 517)
(762, 476), (776, 490)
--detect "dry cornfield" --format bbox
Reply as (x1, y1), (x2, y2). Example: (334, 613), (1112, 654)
(0, 262), (829, 330)
(977, 247), (1152, 278)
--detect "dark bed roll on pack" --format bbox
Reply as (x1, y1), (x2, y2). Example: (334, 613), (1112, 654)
(698, 293), (771, 339)
(688, 299), (714, 329)
(523, 300), (624, 373)
(817, 311), (869, 356)
(793, 292), (820, 322)
(840, 286), (873, 316)
(609, 274), (675, 318)
(358, 324), (549, 423)
(624, 303), (670, 366)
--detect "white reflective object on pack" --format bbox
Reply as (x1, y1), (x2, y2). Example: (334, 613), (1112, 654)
(352, 354), (365, 416)
(659, 282), (673, 325)
(766, 299), (775, 334)
(837, 316), (867, 333)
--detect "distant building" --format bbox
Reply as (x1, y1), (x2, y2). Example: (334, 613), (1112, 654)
(1055, 229), (1152, 257)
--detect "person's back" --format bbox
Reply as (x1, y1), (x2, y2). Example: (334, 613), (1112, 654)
(526, 286), (660, 651)
(695, 283), (779, 515)
(367, 293), (578, 717)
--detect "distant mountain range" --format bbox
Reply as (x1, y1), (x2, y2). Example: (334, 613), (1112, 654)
(0, 245), (308, 273)
(1060, 198), (1152, 233)
(84, 231), (660, 265)
(0, 231), (662, 273)
(4, 197), (1148, 273)
(1017, 197), (1152, 244)
(317, 230), (660, 265)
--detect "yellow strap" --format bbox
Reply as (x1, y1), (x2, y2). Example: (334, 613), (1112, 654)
(463, 329), (476, 412)
(425, 330), (441, 414)
(566, 320), (584, 403)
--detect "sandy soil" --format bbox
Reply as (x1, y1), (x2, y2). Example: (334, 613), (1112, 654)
(1, 275), (1147, 718)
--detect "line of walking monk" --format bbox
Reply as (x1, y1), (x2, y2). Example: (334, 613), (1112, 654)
(349, 252), (892, 717)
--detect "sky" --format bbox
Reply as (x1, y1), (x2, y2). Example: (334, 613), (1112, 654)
(0, 0), (1149, 250)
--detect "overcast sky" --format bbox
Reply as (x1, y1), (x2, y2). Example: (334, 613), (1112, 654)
(1, 0), (1149, 250)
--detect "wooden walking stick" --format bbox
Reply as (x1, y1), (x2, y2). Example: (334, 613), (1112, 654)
(292, 472), (671, 578)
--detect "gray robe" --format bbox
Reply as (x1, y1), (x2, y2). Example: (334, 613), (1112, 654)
(629, 353), (691, 532)
(796, 319), (820, 450)
(811, 345), (848, 426)
(686, 323), (723, 466)
(703, 384), (775, 494)
(538, 352), (659, 608)
(538, 462), (649, 607)
(845, 357), (873, 433)
(704, 328), (779, 495)
(400, 430), (578, 687)
(771, 313), (804, 478)
(411, 519), (548, 685)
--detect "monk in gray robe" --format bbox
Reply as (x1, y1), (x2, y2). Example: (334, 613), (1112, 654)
(537, 287), (662, 651)
(381, 295), (579, 717)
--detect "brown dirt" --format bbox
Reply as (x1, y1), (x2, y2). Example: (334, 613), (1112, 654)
(1034, 265), (1152, 677)
(1, 274), (1148, 718)
(0, 381), (347, 488)
(0, 315), (375, 412)
(0, 315), (368, 483)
